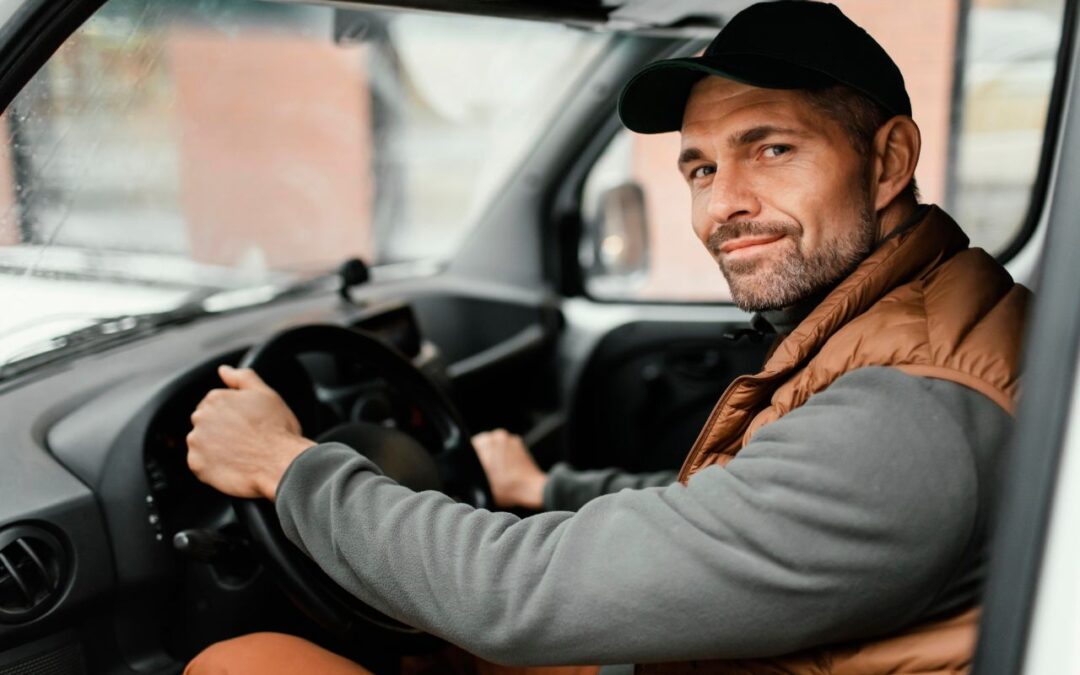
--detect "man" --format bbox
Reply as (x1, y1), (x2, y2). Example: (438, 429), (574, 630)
(185, 2), (1028, 673)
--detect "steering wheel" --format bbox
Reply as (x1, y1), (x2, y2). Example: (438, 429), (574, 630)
(230, 323), (491, 649)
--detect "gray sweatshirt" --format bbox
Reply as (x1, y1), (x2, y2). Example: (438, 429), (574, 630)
(276, 366), (1010, 666)
(544, 463), (676, 512)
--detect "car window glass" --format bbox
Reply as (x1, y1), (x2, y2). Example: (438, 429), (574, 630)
(580, 0), (1066, 302)
(0, 0), (605, 362)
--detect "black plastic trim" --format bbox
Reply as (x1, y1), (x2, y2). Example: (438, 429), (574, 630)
(972, 4), (1080, 672)
(943, 0), (972, 210)
(331, 0), (612, 25)
(0, 0), (106, 115)
(548, 111), (625, 297)
(0, 524), (67, 624)
(0, 630), (84, 671)
(546, 36), (707, 299)
(994, 0), (1076, 263)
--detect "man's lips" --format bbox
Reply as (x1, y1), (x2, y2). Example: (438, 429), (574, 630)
(718, 234), (786, 255)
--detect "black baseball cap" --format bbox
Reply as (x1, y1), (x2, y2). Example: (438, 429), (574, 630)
(618, 1), (911, 134)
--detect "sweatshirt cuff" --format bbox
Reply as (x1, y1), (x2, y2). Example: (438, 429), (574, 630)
(542, 461), (584, 512)
(274, 442), (384, 523)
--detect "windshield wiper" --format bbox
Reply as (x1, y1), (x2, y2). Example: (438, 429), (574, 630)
(0, 297), (217, 382)
(0, 259), (369, 382)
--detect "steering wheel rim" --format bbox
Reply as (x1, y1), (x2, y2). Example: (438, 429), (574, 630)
(231, 323), (491, 648)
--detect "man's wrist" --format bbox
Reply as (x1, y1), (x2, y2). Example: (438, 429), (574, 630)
(259, 435), (316, 501)
(518, 472), (548, 511)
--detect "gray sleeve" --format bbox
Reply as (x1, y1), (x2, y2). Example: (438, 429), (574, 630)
(543, 463), (677, 512)
(275, 366), (1010, 666)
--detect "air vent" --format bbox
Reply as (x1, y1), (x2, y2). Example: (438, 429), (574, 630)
(0, 525), (66, 623)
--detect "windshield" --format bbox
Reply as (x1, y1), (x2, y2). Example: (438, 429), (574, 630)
(0, 0), (607, 364)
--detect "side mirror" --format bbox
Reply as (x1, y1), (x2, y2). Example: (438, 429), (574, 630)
(586, 182), (650, 279)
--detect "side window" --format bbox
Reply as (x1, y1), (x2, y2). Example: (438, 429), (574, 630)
(580, 0), (1066, 303)
(581, 129), (722, 301)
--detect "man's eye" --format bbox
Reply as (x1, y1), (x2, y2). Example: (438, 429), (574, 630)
(763, 145), (792, 158)
(690, 165), (715, 180)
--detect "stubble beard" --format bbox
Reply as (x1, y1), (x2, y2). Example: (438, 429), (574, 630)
(708, 199), (877, 313)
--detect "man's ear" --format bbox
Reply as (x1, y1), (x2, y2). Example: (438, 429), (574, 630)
(871, 116), (921, 211)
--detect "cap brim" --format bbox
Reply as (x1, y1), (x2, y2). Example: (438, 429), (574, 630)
(618, 55), (837, 134)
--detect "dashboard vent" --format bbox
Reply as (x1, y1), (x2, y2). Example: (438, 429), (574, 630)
(0, 525), (66, 623)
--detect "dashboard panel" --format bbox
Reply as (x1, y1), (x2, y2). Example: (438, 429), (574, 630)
(0, 282), (559, 672)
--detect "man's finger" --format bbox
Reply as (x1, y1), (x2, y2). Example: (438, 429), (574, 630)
(219, 365), (269, 391)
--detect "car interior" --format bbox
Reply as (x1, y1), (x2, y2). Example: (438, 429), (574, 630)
(0, 0), (1076, 674)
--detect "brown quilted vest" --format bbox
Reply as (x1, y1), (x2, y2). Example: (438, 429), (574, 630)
(638, 206), (1030, 675)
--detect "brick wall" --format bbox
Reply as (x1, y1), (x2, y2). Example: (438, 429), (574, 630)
(168, 32), (375, 270)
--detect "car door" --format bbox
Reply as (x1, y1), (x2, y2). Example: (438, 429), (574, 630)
(972, 1), (1080, 671)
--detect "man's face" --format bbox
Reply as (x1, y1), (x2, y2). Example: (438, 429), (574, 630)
(679, 76), (877, 312)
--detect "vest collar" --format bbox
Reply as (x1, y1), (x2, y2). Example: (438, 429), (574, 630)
(763, 205), (969, 376)
(755, 288), (825, 336)
(751, 206), (932, 337)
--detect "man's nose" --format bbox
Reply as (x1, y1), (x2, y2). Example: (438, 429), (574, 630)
(706, 166), (759, 228)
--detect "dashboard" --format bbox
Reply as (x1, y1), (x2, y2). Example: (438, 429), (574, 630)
(0, 284), (559, 669)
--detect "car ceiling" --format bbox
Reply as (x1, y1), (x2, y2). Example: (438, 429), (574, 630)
(284, 0), (754, 31)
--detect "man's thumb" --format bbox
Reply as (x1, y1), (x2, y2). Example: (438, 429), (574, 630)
(219, 365), (268, 390)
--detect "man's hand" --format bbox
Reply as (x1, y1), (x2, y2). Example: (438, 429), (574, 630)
(186, 365), (315, 501)
(472, 429), (547, 510)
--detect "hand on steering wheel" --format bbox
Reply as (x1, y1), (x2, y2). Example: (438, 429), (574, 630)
(192, 323), (491, 651)
(187, 365), (314, 501)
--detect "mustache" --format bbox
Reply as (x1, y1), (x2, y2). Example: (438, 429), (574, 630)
(706, 220), (799, 256)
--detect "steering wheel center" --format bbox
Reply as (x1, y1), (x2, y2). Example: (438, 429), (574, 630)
(316, 422), (443, 493)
